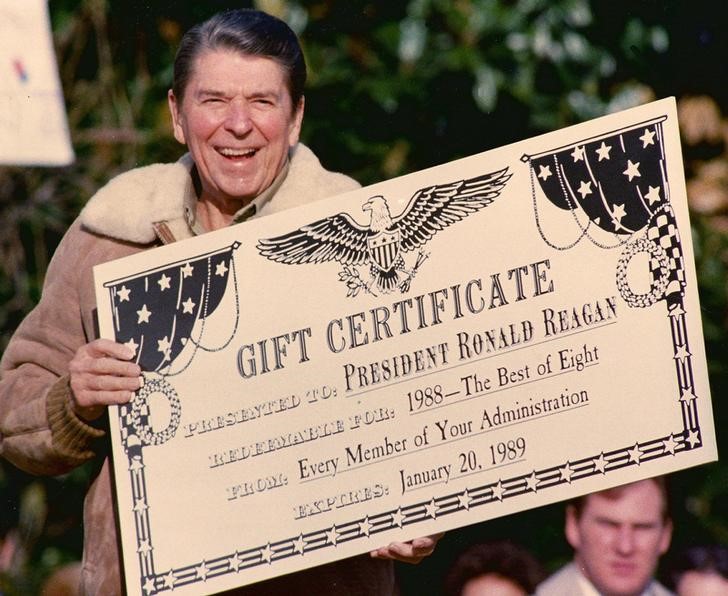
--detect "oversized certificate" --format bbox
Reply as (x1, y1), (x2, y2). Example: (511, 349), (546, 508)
(95, 98), (717, 595)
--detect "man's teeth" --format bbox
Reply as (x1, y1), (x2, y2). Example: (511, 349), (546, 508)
(219, 148), (255, 157)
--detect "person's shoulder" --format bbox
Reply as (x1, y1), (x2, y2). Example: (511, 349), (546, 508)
(533, 562), (581, 595)
(261, 143), (360, 216)
(289, 143), (361, 193)
(649, 580), (676, 596)
(80, 156), (194, 244)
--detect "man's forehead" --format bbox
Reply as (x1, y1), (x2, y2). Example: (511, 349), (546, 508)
(581, 481), (666, 520)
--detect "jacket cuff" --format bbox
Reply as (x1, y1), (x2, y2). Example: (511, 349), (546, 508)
(46, 376), (106, 461)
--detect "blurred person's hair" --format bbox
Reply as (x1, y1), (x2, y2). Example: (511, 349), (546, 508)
(569, 476), (671, 521)
(444, 539), (546, 596)
(666, 544), (728, 588)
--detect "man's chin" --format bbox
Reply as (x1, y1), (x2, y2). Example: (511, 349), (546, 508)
(596, 577), (650, 596)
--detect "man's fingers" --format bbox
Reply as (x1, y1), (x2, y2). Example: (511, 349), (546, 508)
(84, 338), (136, 360)
(369, 532), (445, 564)
(72, 356), (141, 379)
(69, 340), (143, 419)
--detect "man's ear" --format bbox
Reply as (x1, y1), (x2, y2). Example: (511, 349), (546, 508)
(168, 90), (187, 145)
(288, 96), (305, 147)
(658, 518), (673, 555)
(565, 505), (581, 550)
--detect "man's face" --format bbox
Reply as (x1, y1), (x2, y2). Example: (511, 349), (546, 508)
(168, 49), (303, 209)
(565, 480), (672, 596)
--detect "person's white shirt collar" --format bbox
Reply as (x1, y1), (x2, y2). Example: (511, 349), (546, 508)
(575, 564), (662, 596)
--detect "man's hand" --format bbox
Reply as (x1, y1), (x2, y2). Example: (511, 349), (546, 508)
(69, 339), (142, 421)
(370, 532), (444, 564)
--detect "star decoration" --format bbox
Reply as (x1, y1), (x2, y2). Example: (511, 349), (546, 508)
(525, 472), (539, 492)
(260, 543), (272, 564)
(679, 389), (698, 403)
(229, 552), (241, 571)
(537, 164), (552, 181)
(129, 457), (144, 472)
(644, 185), (661, 205)
(293, 534), (305, 555)
(458, 490), (470, 511)
(358, 517), (371, 537)
(181, 262), (194, 278)
(571, 145), (585, 162)
(157, 336), (171, 360)
(182, 297), (196, 314)
(216, 261), (229, 277)
(163, 571), (176, 589)
(611, 203), (627, 226)
(326, 526), (339, 546)
(669, 305), (686, 318)
(138, 540), (152, 556)
(595, 141), (612, 161)
(124, 338), (139, 356)
(425, 499), (437, 519)
(157, 273), (171, 291)
(136, 304), (151, 324)
(143, 577), (155, 595)
(623, 160), (641, 181)
(627, 443), (642, 464)
(663, 434), (679, 455)
(391, 508), (405, 528)
(490, 481), (504, 501)
(118, 285), (131, 302)
(133, 498), (148, 512)
(687, 430), (700, 448)
(577, 180), (593, 199)
(196, 561), (209, 581)
(639, 128), (656, 147)
(560, 463), (574, 483)
(674, 344), (691, 363)
(594, 453), (607, 474)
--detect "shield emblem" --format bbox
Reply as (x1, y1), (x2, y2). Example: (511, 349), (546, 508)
(367, 230), (400, 272)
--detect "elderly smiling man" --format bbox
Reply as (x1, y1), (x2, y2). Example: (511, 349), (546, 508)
(536, 477), (674, 596)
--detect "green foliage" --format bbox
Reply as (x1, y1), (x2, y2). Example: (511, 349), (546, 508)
(0, 0), (726, 593)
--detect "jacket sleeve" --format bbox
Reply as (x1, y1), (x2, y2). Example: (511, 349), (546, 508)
(0, 221), (105, 476)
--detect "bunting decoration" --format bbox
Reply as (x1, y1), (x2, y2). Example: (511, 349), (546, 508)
(101, 241), (240, 453)
(522, 113), (700, 463)
(104, 242), (240, 375)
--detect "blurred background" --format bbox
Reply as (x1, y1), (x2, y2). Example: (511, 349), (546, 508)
(0, 0), (725, 594)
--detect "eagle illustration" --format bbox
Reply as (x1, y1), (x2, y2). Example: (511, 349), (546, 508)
(257, 168), (511, 296)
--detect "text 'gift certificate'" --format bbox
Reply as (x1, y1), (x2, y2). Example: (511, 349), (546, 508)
(95, 98), (717, 595)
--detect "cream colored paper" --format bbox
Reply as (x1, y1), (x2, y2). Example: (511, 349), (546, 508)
(0, 0), (74, 166)
(95, 98), (716, 595)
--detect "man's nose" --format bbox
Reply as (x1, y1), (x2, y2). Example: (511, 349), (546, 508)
(614, 526), (636, 555)
(224, 100), (253, 136)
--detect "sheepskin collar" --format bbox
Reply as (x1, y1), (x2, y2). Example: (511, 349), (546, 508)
(80, 154), (196, 244)
(80, 143), (359, 245)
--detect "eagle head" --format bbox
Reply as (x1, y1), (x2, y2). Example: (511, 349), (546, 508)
(362, 195), (393, 232)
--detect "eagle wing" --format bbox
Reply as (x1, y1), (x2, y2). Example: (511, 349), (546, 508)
(394, 168), (511, 251)
(257, 211), (370, 265)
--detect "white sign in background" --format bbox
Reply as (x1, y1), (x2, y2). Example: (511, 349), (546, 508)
(0, 0), (74, 166)
(95, 98), (717, 595)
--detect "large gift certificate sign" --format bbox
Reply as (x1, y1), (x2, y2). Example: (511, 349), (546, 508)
(95, 98), (717, 595)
